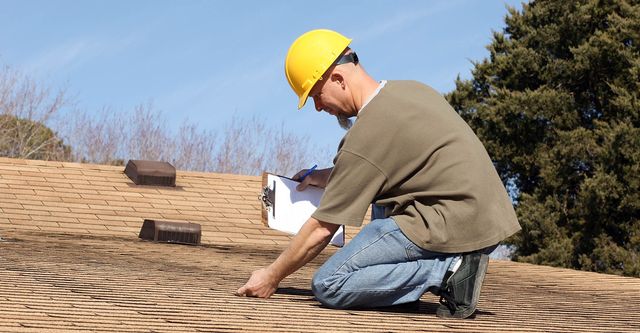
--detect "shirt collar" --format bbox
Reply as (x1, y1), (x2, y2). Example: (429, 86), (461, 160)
(358, 80), (387, 114)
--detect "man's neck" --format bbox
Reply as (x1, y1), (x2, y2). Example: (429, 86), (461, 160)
(355, 74), (382, 112)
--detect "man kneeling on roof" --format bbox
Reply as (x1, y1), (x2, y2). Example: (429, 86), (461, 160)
(236, 29), (521, 319)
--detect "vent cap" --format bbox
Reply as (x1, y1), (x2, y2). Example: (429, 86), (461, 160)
(139, 219), (201, 245)
(125, 160), (176, 186)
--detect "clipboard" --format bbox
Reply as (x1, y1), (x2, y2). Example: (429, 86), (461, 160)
(259, 172), (345, 247)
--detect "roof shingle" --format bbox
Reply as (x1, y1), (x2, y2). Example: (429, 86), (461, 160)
(1, 157), (639, 332)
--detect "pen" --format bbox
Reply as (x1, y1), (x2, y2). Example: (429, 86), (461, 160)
(299, 164), (318, 181)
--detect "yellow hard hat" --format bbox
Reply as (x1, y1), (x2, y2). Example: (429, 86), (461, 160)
(285, 29), (352, 109)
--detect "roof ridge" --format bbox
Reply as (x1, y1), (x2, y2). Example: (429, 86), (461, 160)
(0, 157), (265, 180)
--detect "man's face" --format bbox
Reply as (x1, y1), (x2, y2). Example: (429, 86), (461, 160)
(309, 72), (350, 117)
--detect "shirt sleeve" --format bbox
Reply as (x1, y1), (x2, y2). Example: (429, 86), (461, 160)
(312, 149), (387, 227)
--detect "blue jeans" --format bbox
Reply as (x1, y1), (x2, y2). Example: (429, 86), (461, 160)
(312, 207), (459, 309)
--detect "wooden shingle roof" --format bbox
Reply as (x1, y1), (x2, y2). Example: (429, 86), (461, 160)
(0, 156), (333, 245)
(1, 157), (639, 332)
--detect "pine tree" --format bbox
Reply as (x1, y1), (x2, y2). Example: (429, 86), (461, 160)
(447, 0), (640, 276)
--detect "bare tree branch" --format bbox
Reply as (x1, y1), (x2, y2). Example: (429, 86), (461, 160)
(1, 63), (334, 175)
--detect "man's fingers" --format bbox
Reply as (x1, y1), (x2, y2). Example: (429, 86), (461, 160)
(237, 268), (278, 298)
(292, 169), (306, 180)
(235, 286), (247, 297)
(296, 181), (308, 191)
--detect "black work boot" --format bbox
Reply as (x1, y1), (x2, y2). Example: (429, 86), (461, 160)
(435, 251), (490, 319)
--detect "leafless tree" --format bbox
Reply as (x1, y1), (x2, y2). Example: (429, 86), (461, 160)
(61, 106), (126, 165)
(215, 116), (269, 175)
(0, 65), (69, 161)
(61, 105), (331, 176)
(172, 121), (217, 171)
(213, 115), (333, 176)
(1, 63), (334, 176)
(126, 102), (175, 162)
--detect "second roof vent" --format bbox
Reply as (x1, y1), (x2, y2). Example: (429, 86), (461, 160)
(125, 160), (176, 187)
(139, 219), (201, 245)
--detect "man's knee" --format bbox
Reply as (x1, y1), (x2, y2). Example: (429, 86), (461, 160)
(311, 272), (348, 309)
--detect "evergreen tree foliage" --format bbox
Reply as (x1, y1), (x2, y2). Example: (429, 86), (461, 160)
(0, 115), (71, 161)
(447, 0), (640, 276)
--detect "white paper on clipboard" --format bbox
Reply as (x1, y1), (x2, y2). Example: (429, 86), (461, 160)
(260, 173), (344, 247)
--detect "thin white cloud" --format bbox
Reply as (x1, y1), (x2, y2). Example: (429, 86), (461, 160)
(352, 1), (462, 42)
(22, 40), (93, 75)
(21, 29), (146, 77)
(156, 55), (282, 118)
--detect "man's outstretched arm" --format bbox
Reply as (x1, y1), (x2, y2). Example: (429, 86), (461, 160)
(235, 217), (340, 298)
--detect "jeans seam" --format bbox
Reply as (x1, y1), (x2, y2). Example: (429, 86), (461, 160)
(336, 284), (423, 294)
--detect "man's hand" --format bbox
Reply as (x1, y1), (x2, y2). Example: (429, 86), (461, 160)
(292, 167), (333, 191)
(235, 218), (338, 300)
(235, 267), (279, 298)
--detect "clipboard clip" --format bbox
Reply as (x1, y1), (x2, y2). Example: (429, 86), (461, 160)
(259, 180), (276, 218)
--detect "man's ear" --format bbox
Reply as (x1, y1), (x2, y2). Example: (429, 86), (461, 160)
(330, 72), (345, 88)
(331, 72), (344, 84)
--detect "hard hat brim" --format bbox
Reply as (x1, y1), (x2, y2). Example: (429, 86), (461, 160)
(297, 88), (311, 110)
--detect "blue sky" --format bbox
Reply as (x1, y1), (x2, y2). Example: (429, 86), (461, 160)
(1, 0), (525, 165)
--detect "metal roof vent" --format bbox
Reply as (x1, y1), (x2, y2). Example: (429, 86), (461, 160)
(138, 219), (201, 245)
(125, 160), (176, 186)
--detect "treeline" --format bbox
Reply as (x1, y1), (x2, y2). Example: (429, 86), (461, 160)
(447, 0), (639, 277)
(0, 65), (332, 176)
